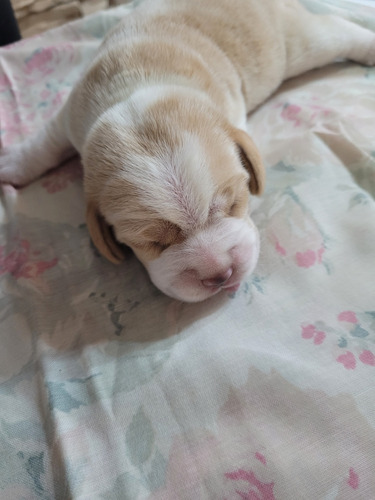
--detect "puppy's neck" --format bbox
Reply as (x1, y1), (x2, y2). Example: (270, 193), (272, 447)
(128, 84), (216, 122)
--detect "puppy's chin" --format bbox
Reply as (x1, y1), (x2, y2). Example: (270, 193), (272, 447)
(143, 217), (260, 303)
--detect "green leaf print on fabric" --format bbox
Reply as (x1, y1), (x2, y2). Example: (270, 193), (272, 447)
(122, 406), (169, 495)
(1, 418), (44, 442)
(0, 431), (49, 498)
(338, 337), (348, 348)
(350, 324), (369, 338)
(47, 381), (84, 413)
(100, 472), (140, 500)
(0, 434), (33, 491)
(19, 451), (45, 495)
(147, 449), (168, 492)
(126, 407), (155, 468)
(349, 192), (370, 209)
(272, 161), (296, 173)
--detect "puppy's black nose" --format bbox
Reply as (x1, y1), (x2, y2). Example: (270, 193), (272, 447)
(202, 267), (233, 288)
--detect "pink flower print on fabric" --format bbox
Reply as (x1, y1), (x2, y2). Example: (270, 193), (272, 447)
(23, 43), (75, 79)
(296, 249), (316, 268)
(0, 73), (12, 92)
(336, 350), (374, 370)
(225, 469), (275, 500)
(0, 239), (58, 279)
(281, 104), (302, 127)
(301, 324), (326, 345)
(338, 311), (358, 324)
(359, 350), (375, 366)
(301, 324), (315, 339)
(274, 238), (286, 257)
(336, 311), (375, 367)
(301, 315), (374, 369)
(296, 247), (325, 268)
(255, 452), (267, 466)
(25, 48), (55, 76)
(268, 194), (327, 270)
(348, 468), (359, 490)
(336, 351), (356, 370)
(313, 330), (326, 345)
(0, 100), (33, 145)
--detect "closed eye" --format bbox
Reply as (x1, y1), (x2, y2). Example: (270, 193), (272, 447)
(229, 202), (238, 215)
(125, 220), (184, 255)
(150, 241), (170, 251)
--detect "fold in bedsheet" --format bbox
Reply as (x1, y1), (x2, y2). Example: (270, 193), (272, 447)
(1, 1), (375, 499)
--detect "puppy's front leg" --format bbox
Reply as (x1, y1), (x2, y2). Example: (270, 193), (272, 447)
(0, 108), (76, 186)
(283, 3), (375, 79)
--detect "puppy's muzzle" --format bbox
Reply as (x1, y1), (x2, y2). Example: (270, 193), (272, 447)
(146, 217), (259, 302)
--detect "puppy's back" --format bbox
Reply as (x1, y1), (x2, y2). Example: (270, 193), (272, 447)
(66, 0), (286, 150)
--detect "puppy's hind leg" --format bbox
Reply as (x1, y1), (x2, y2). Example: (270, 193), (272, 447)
(282, 2), (375, 79)
(0, 107), (76, 186)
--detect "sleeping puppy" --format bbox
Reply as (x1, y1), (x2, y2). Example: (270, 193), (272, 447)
(1, 0), (374, 301)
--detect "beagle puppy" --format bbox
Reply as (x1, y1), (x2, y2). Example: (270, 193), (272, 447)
(1, 0), (374, 301)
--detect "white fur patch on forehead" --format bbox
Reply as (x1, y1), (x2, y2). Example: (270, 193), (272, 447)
(110, 131), (214, 229)
(144, 133), (213, 229)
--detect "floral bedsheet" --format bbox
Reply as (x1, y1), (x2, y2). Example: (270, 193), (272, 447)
(1, 1), (375, 499)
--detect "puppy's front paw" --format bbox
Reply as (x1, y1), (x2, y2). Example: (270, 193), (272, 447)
(0, 145), (36, 186)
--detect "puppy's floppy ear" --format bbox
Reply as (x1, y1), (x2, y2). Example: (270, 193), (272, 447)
(86, 201), (126, 264)
(230, 128), (265, 195)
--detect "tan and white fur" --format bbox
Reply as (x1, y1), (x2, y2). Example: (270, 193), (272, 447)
(1, 0), (374, 301)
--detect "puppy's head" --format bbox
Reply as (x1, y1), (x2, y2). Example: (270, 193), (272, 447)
(83, 95), (264, 302)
